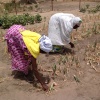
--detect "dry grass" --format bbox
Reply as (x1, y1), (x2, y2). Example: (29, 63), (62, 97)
(0, 0), (100, 85)
(72, 13), (100, 42)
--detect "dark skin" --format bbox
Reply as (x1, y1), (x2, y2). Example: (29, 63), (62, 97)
(73, 24), (79, 29)
(31, 56), (49, 91)
(69, 24), (79, 48)
(69, 42), (75, 48)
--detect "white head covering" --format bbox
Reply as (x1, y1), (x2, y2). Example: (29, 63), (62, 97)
(72, 17), (82, 27)
(39, 35), (53, 53)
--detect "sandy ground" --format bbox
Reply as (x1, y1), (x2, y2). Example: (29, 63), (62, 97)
(0, 1), (100, 100)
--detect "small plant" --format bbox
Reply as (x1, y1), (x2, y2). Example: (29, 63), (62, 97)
(95, 4), (100, 11)
(74, 75), (80, 83)
(28, 6), (33, 11)
(84, 28), (91, 38)
(89, 9), (97, 13)
(42, 17), (46, 30)
(63, 68), (66, 75)
(80, 7), (86, 13)
(62, 57), (66, 65)
(35, 14), (42, 23)
(75, 57), (80, 68)
(58, 56), (62, 65)
(93, 40), (97, 51)
(86, 4), (90, 9)
(34, 4), (39, 12)
(35, 4), (38, 8)
(28, 16), (35, 24)
(92, 22), (99, 34)
(43, 17), (46, 22)
(52, 64), (57, 76)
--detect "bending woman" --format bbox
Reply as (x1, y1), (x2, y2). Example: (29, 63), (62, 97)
(5, 25), (52, 91)
(48, 13), (82, 51)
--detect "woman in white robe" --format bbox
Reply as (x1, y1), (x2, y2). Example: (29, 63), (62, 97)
(48, 13), (82, 52)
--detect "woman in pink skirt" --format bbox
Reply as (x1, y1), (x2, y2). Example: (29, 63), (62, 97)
(5, 24), (52, 91)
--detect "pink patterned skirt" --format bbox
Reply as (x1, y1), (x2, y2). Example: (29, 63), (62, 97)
(5, 25), (31, 75)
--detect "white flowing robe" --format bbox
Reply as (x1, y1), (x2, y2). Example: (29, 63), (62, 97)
(48, 13), (77, 45)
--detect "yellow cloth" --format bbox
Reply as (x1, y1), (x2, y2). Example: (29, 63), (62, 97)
(20, 30), (41, 58)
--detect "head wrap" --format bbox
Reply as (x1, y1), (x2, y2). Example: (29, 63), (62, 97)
(39, 35), (53, 53)
(72, 17), (82, 27)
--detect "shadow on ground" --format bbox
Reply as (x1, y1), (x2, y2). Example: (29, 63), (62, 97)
(11, 70), (50, 86)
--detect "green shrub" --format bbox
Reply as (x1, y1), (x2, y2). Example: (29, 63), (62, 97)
(88, 4), (100, 14)
(35, 14), (42, 23)
(0, 13), (42, 29)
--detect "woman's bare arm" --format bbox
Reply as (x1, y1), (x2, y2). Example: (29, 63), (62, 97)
(31, 57), (48, 91)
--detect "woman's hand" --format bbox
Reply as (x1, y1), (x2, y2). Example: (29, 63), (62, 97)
(69, 42), (75, 48)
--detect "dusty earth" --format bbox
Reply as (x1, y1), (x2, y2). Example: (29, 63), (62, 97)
(0, 1), (100, 100)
